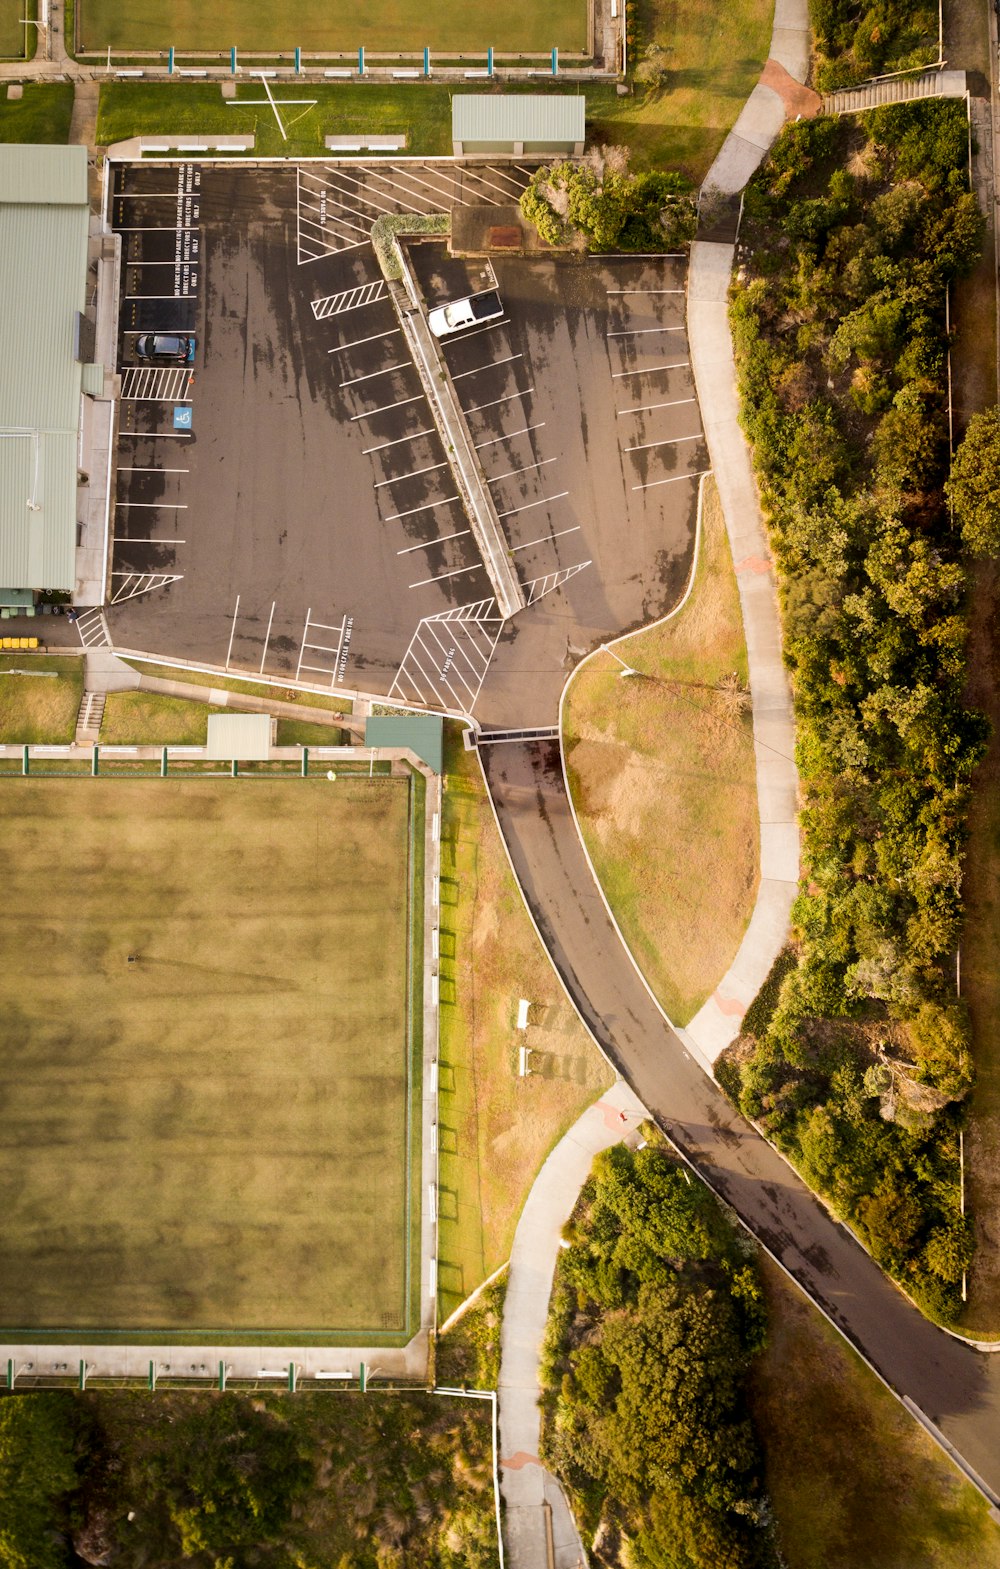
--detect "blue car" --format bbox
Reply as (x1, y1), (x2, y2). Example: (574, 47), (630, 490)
(135, 333), (195, 364)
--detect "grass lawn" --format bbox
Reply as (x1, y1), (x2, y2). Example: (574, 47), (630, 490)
(0, 655), (83, 743)
(752, 1257), (1000, 1566)
(0, 0), (26, 57)
(0, 82), (73, 140)
(563, 477), (758, 1025)
(79, 0), (585, 54)
(437, 723), (613, 1322)
(123, 657), (352, 713)
(276, 718), (345, 745)
(100, 690), (226, 744)
(0, 775), (420, 1341)
(593, 0), (774, 179)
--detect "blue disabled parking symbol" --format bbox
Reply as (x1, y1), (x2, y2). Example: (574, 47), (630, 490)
(173, 405), (193, 430)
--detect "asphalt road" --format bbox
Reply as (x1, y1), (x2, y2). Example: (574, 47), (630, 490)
(482, 738), (1000, 1505)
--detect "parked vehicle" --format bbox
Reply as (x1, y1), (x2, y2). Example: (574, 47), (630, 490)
(428, 290), (503, 339)
(135, 333), (196, 363)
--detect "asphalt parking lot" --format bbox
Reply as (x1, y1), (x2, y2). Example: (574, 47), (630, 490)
(105, 163), (705, 724)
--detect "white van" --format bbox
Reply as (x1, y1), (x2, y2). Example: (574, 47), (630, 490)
(428, 289), (504, 339)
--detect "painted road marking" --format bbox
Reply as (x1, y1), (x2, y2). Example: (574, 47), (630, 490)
(259, 600), (276, 674)
(632, 467), (712, 492)
(350, 393), (425, 422)
(451, 353), (523, 381)
(363, 428), (435, 455)
(511, 524), (582, 554)
(606, 288), (685, 294)
(497, 491), (569, 519)
(328, 327), (401, 355)
(462, 387), (534, 415)
(611, 361), (690, 378)
(384, 495), (461, 522)
(340, 362), (410, 388)
(617, 396), (697, 417)
(624, 433), (703, 454)
(373, 460), (448, 488)
(441, 318), (510, 346)
(488, 457), (558, 483)
(474, 422), (545, 450)
(409, 563), (483, 589)
(607, 325), (686, 338)
(397, 527), (472, 555)
(116, 466), (189, 474)
(116, 501), (189, 508)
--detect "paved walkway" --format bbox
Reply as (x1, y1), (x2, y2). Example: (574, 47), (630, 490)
(498, 1079), (648, 1569)
(701, 0), (812, 197)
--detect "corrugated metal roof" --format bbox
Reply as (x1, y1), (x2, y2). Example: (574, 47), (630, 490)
(0, 143), (88, 205)
(365, 715), (443, 775)
(206, 713), (274, 759)
(0, 148), (90, 592)
(452, 94), (585, 145)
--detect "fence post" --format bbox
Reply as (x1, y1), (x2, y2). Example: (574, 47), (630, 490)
(295, 45), (301, 73)
(487, 45), (493, 77)
(424, 45), (430, 76)
(358, 44), (365, 75)
(551, 46), (558, 74)
(230, 45), (237, 75)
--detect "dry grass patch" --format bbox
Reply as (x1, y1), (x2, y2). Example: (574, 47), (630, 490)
(436, 724), (613, 1322)
(0, 655), (83, 743)
(753, 1257), (1000, 1567)
(563, 477), (758, 1025)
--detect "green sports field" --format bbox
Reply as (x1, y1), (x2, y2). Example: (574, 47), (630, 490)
(78, 0), (586, 54)
(0, 0), (25, 58)
(0, 775), (421, 1342)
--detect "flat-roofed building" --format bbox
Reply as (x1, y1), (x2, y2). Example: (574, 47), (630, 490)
(0, 145), (93, 600)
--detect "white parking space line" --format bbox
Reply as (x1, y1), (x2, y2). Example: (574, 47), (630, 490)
(606, 288), (685, 294)
(340, 362), (410, 388)
(607, 326), (686, 338)
(328, 327), (401, 355)
(611, 361), (689, 378)
(474, 422), (545, 450)
(462, 387), (533, 415)
(116, 467), (189, 474)
(259, 600), (276, 674)
(374, 460), (448, 488)
(363, 428), (436, 455)
(487, 456), (558, 483)
(451, 353), (523, 381)
(112, 537), (187, 545)
(421, 622), (478, 704)
(442, 319), (510, 346)
(617, 396), (697, 417)
(624, 433), (704, 454)
(409, 563), (483, 589)
(511, 525), (582, 554)
(225, 594), (240, 670)
(116, 501), (189, 509)
(497, 491), (569, 519)
(632, 467), (712, 492)
(397, 527), (472, 555)
(350, 393), (425, 422)
(384, 495), (461, 522)
(117, 431), (191, 439)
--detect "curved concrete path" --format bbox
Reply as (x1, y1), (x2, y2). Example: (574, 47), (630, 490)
(498, 1079), (648, 1569)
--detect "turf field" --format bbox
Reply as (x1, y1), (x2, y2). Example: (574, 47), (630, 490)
(0, 0), (26, 58)
(0, 775), (421, 1341)
(78, 0), (586, 54)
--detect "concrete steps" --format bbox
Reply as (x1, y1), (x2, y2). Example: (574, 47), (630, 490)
(75, 690), (106, 744)
(823, 68), (967, 116)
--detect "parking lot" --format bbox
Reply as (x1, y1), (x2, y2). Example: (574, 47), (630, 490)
(106, 163), (705, 725)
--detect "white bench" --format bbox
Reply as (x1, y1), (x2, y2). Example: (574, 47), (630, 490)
(391, 68), (420, 77)
(178, 68), (208, 76)
(464, 68), (490, 77)
(324, 68), (353, 77)
(325, 134), (407, 151)
(115, 68), (144, 77)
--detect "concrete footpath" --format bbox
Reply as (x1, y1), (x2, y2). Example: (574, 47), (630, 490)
(498, 1078), (648, 1569)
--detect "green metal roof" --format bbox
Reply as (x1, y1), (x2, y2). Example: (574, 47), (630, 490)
(365, 715), (444, 775)
(452, 94), (585, 145)
(0, 146), (89, 593)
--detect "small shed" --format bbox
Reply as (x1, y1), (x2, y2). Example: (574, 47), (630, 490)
(365, 714), (443, 775)
(206, 712), (275, 760)
(452, 95), (585, 160)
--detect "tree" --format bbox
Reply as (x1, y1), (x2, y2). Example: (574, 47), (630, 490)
(946, 406), (1000, 557)
(0, 1395), (81, 1569)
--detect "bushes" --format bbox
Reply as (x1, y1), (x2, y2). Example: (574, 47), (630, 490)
(811, 0), (939, 92)
(540, 1136), (776, 1568)
(726, 101), (983, 1322)
(519, 154), (696, 254)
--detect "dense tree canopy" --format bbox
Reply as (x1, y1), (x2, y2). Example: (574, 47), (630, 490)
(723, 100), (983, 1322)
(946, 406), (1000, 559)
